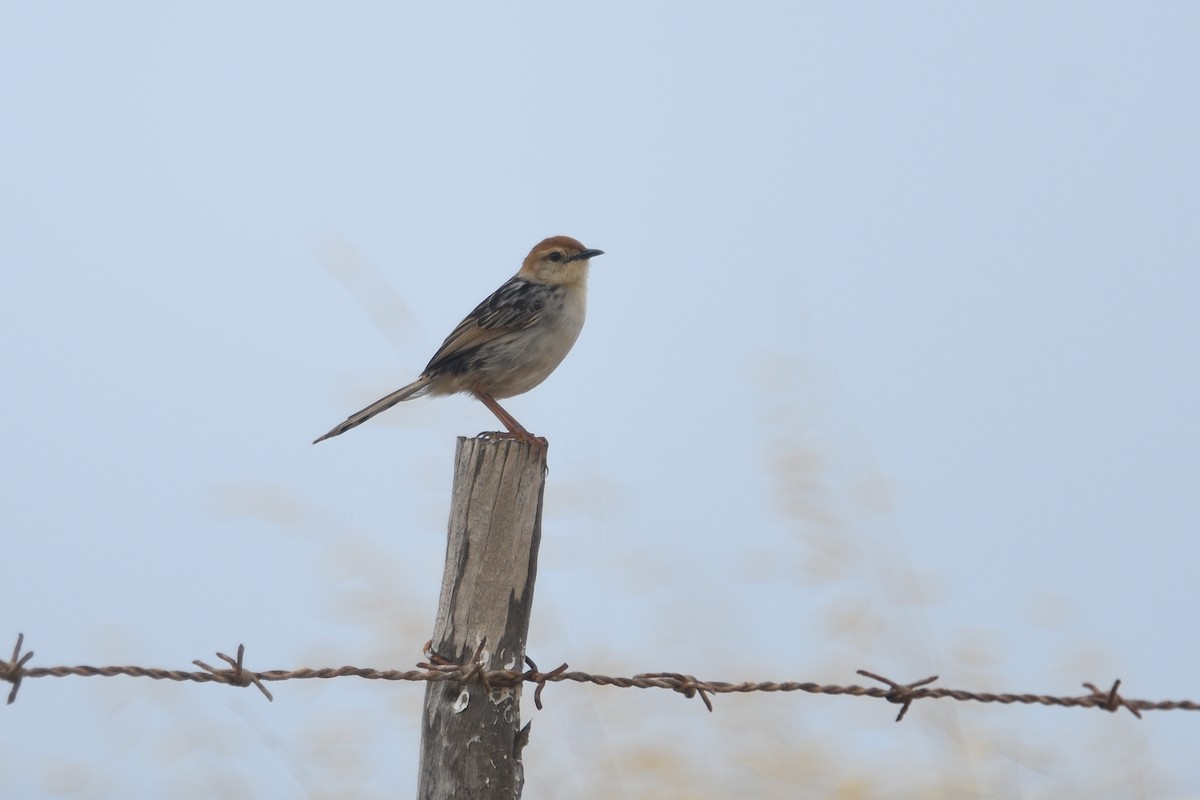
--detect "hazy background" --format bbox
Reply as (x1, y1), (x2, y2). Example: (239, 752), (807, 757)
(3, 3), (1198, 798)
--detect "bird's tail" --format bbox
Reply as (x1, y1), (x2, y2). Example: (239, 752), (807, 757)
(313, 376), (432, 444)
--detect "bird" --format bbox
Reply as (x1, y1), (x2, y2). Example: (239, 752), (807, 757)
(314, 235), (604, 445)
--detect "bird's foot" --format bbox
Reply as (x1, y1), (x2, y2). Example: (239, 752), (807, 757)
(476, 430), (549, 449)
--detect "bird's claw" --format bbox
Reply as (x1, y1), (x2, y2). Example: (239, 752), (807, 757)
(476, 430), (548, 449)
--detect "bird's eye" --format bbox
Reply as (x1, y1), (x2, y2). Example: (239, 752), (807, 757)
(547, 251), (564, 263)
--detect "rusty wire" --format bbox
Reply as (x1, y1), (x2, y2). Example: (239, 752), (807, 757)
(2, 633), (1197, 721)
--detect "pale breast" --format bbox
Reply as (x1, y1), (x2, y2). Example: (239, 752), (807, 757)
(483, 284), (586, 398)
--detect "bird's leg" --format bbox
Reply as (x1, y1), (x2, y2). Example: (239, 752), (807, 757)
(473, 391), (546, 446)
(473, 391), (528, 435)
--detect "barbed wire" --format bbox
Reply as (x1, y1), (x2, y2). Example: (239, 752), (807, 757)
(3, 633), (1197, 722)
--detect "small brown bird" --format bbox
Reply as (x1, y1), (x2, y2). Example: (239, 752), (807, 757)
(314, 236), (603, 444)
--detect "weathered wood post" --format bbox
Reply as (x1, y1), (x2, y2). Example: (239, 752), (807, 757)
(418, 436), (548, 799)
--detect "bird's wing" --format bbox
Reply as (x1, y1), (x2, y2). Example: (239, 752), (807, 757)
(422, 276), (552, 374)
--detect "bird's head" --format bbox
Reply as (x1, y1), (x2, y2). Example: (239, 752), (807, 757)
(518, 236), (604, 286)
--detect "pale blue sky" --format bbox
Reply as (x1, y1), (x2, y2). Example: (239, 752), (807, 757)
(3, 3), (1198, 797)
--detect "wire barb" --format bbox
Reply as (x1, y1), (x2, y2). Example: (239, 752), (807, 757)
(635, 672), (715, 712)
(1083, 679), (1141, 719)
(857, 670), (940, 722)
(193, 644), (273, 702)
(1, 633), (34, 705)
(461, 639), (492, 693)
(524, 656), (569, 711)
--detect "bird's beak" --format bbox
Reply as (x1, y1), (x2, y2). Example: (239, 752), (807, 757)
(571, 248), (605, 262)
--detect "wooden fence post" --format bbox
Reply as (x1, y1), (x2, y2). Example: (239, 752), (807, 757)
(417, 436), (548, 799)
